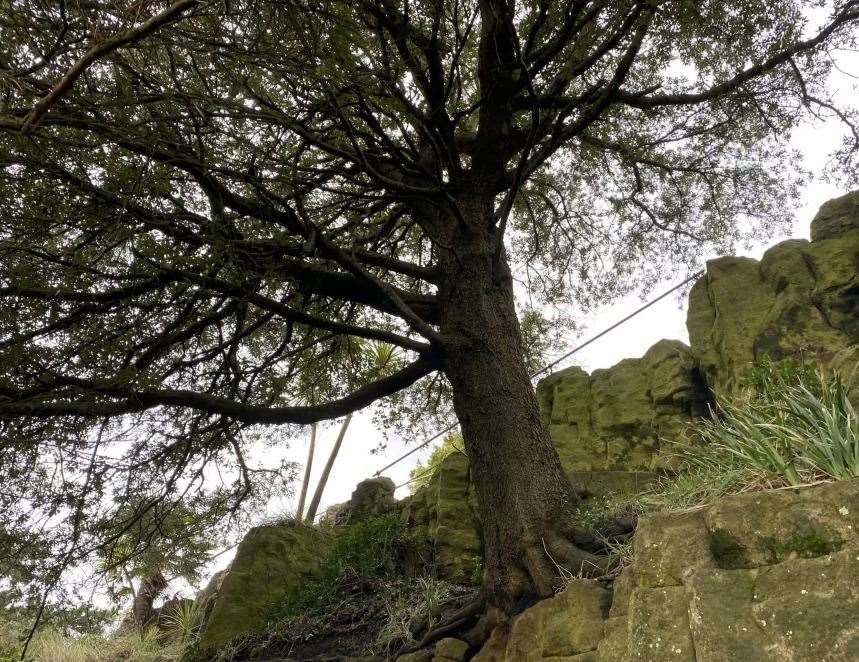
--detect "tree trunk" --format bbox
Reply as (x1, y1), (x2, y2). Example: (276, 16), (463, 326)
(305, 413), (352, 523)
(438, 225), (604, 614)
(296, 422), (316, 519)
(128, 571), (167, 629)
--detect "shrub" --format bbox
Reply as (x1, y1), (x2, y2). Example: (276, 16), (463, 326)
(269, 514), (412, 620)
(160, 599), (205, 647)
(694, 358), (857, 483)
(650, 357), (858, 510)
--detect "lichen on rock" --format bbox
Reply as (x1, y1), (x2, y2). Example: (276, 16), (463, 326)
(472, 479), (859, 662)
(195, 521), (330, 654)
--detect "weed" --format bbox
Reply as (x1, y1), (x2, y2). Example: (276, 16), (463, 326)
(268, 514), (412, 620)
(645, 358), (858, 513)
(160, 599), (205, 646)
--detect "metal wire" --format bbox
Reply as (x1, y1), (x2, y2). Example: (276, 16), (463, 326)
(376, 270), (706, 484)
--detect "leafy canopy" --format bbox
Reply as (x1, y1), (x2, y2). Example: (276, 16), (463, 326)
(0, 0), (857, 620)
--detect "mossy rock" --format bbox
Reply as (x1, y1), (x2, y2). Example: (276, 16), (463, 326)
(810, 189), (859, 241)
(473, 580), (611, 661)
(195, 521), (330, 654)
(702, 481), (859, 569)
(400, 453), (482, 582)
(687, 193), (859, 396)
(536, 339), (708, 478)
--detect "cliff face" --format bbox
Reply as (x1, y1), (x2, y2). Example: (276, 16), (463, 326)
(537, 189), (859, 498)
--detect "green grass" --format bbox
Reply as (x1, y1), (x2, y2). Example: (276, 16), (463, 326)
(27, 626), (181, 662)
(268, 513), (414, 621)
(573, 358), (858, 527)
(646, 357), (858, 512)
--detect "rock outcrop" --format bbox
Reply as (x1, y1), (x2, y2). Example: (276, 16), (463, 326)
(689, 192), (859, 394)
(399, 452), (482, 583)
(472, 478), (859, 662)
(536, 339), (710, 495)
(537, 189), (859, 494)
(347, 477), (398, 522)
(196, 522), (330, 654)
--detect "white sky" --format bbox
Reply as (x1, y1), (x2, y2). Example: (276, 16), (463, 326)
(201, 45), (859, 583)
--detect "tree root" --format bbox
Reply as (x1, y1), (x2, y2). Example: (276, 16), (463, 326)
(400, 594), (487, 654)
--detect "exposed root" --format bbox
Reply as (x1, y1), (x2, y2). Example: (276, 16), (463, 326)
(400, 594), (487, 653)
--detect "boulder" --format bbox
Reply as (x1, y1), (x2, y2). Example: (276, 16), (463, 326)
(196, 521), (330, 654)
(347, 477), (397, 522)
(474, 479), (859, 662)
(810, 189), (859, 241)
(473, 580), (611, 662)
(433, 637), (470, 661)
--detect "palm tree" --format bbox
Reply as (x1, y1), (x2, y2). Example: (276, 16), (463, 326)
(295, 422), (317, 520)
(304, 342), (401, 522)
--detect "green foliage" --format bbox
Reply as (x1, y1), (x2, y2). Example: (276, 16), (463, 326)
(0, 611), (25, 661)
(650, 358), (859, 511)
(227, 575), (473, 661)
(160, 600), (205, 647)
(468, 556), (484, 588)
(408, 434), (465, 491)
(0, 604), (120, 662)
(98, 499), (217, 598)
(269, 514), (412, 620)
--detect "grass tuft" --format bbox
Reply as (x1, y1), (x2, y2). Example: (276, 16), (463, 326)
(647, 357), (858, 512)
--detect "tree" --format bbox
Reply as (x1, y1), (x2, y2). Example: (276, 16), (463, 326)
(97, 500), (215, 628)
(295, 423), (318, 519)
(1, 0), (857, 620)
(304, 414), (352, 523)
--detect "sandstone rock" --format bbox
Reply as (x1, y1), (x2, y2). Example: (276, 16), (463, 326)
(400, 452), (481, 582)
(703, 481), (859, 569)
(633, 510), (715, 588)
(601, 478), (859, 662)
(196, 521), (330, 653)
(473, 580), (610, 661)
(536, 339), (709, 482)
(397, 651), (434, 662)
(687, 193), (859, 395)
(625, 586), (695, 662)
(749, 549), (859, 660)
(810, 189), (859, 241)
(348, 477), (397, 522)
(433, 637), (469, 661)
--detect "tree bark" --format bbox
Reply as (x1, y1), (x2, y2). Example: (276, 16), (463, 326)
(437, 216), (604, 614)
(127, 570), (168, 629)
(296, 423), (317, 519)
(305, 413), (352, 523)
